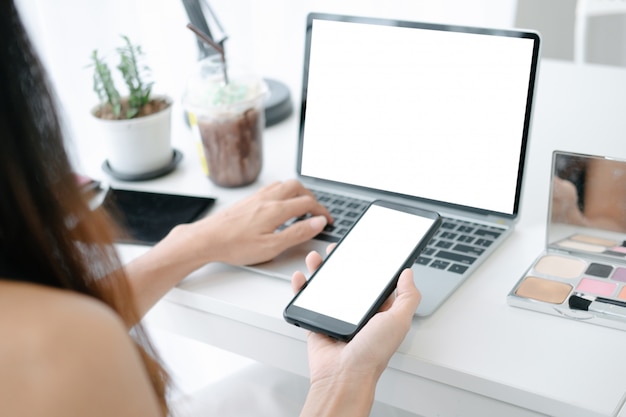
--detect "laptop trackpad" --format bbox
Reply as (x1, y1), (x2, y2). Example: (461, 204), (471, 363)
(412, 264), (463, 317)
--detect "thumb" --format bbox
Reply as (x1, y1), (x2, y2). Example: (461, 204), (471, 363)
(390, 269), (421, 320)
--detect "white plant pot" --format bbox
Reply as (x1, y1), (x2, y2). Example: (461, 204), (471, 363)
(92, 97), (173, 176)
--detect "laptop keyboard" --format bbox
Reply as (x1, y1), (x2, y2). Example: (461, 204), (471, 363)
(281, 188), (506, 275)
(417, 217), (505, 275)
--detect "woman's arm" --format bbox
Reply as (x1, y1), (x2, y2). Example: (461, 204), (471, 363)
(124, 180), (332, 317)
(552, 160), (626, 232)
(551, 176), (587, 226)
(583, 159), (626, 232)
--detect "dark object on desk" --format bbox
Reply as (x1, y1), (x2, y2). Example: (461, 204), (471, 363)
(101, 149), (183, 182)
(263, 78), (293, 126)
(102, 187), (216, 245)
(181, 0), (292, 127)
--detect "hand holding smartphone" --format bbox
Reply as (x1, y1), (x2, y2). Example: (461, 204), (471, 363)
(283, 200), (441, 341)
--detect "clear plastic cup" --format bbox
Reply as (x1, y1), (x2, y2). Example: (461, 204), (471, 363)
(183, 56), (267, 187)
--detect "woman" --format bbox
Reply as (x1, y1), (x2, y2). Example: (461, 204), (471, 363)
(552, 154), (626, 232)
(0, 1), (421, 416)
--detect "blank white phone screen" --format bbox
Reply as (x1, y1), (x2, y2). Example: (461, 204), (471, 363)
(293, 204), (435, 325)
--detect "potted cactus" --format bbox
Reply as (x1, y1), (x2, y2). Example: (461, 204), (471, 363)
(90, 35), (176, 180)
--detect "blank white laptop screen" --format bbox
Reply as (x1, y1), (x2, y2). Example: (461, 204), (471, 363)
(300, 18), (537, 215)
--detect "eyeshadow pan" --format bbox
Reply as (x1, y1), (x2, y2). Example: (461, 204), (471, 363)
(613, 267), (626, 283)
(534, 255), (586, 279)
(585, 263), (613, 278)
(576, 278), (617, 297)
(618, 287), (626, 301)
(515, 276), (572, 304)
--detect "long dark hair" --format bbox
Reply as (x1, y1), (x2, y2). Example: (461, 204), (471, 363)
(0, 2), (169, 414)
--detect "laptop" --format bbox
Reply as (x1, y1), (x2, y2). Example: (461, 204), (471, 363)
(245, 13), (541, 316)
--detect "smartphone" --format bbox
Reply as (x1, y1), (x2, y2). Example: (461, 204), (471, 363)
(283, 200), (441, 341)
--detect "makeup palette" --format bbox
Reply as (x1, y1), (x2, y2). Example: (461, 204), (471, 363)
(508, 151), (626, 331)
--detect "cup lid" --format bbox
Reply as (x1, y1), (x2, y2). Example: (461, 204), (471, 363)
(183, 57), (268, 115)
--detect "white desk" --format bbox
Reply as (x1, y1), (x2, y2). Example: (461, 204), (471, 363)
(86, 60), (626, 417)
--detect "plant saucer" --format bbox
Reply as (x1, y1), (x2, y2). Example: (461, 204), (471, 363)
(102, 149), (183, 182)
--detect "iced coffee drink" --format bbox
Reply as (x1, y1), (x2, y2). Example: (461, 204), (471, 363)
(198, 106), (263, 187)
(183, 56), (267, 187)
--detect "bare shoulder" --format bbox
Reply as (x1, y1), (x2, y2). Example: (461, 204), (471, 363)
(0, 280), (126, 353)
(0, 281), (162, 417)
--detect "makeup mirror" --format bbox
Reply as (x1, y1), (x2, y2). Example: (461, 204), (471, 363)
(548, 151), (626, 259)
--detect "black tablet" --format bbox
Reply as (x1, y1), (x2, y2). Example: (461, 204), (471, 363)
(101, 187), (216, 245)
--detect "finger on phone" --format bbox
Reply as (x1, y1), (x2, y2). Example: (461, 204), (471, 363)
(305, 250), (324, 274)
(291, 270), (307, 293)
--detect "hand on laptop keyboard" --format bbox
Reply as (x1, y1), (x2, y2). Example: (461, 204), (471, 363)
(277, 189), (368, 242)
(205, 180), (333, 265)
